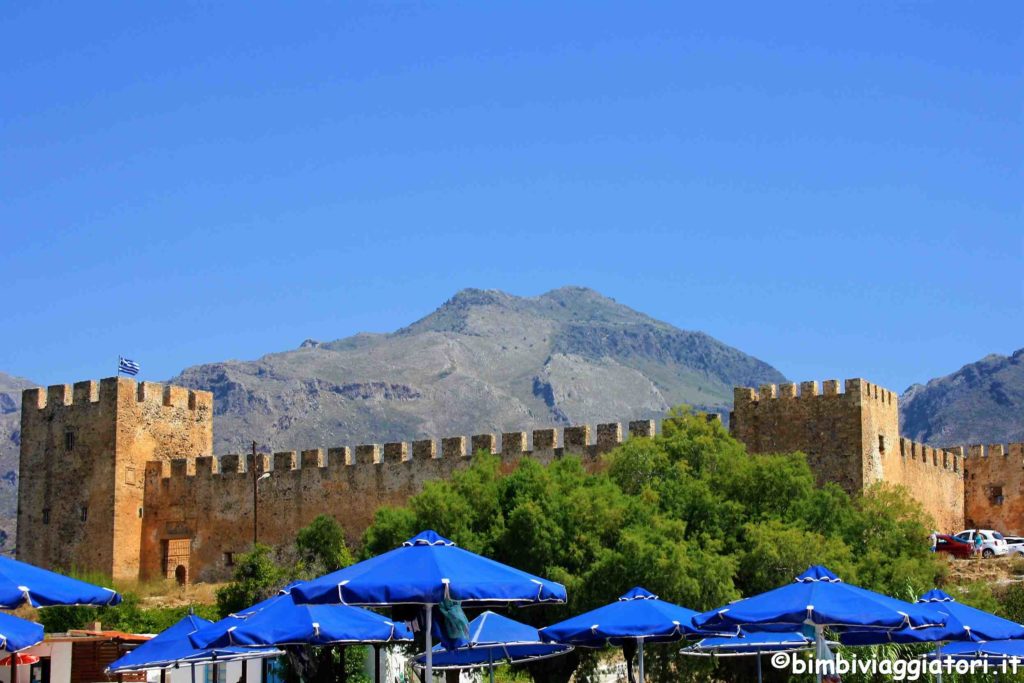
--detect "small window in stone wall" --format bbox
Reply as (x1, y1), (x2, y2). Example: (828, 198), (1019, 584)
(138, 507), (144, 518)
(878, 435), (886, 454)
(991, 486), (1004, 506)
(224, 552), (235, 567)
(64, 430), (75, 452)
(79, 505), (88, 522)
(42, 509), (50, 525)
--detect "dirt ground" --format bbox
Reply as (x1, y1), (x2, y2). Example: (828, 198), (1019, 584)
(135, 580), (223, 608)
(944, 553), (1024, 587)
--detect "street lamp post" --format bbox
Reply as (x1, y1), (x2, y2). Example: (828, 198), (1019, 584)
(252, 441), (271, 545)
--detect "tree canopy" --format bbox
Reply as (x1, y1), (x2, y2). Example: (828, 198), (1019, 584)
(362, 407), (945, 682)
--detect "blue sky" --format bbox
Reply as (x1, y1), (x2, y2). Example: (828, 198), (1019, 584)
(2, 3), (1021, 393)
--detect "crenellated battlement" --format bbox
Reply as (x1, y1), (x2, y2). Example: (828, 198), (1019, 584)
(22, 377), (212, 412)
(730, 376), (962, 533)
(959, 443), (1024, 460)
(148, 418), (664, 483)
(138, 416), (675, 582)
(897, 437), (964, 474)
(734, 378), (898, 407)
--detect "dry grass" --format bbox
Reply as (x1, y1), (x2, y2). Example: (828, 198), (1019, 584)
(134, 581), (223, 609)
(946, 554), (1022, 586)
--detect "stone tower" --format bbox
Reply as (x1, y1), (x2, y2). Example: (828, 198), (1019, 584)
(729, 377), (965, 532)
(729, 378), (900, 493)
(17, 378), (212, 581)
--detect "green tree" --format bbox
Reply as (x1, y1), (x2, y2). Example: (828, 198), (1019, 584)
(216, 544), (290, 617)
(362, 406), (949, 683)
(295, 514), (355, 576)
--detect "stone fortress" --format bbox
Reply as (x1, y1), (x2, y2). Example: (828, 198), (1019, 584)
(16, 376), (1024, 584)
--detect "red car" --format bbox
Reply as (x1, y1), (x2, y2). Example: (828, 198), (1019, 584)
(935, 533), (973, 559)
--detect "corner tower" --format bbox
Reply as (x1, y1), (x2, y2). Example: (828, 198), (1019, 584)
(729, 378), (899, 493)
(17, 378), (212, 581)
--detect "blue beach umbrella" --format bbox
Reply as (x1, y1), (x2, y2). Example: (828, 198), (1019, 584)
(928, 639), (1024, 661)
(693, 566), (948, 683)
(680, 630), (821, 683)
(0, 612), (44, 653)
(539, 587), (703, 681)
(413, 612), (572, 683)
(0, 556), (120, 608)
(190, 583), (412, 648)
(291, 530), (567, 681)
(841, 588), (1024, 646)
(107, 613), (279, 673)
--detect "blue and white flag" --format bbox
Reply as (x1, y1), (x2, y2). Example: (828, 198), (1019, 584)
(118, 357), (140, 376)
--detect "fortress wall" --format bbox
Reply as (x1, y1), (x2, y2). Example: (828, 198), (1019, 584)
(889, 439), (965, 533)
(730, 378), (879, 492)
(731, 378), (964, 532)
(141, 421), (651, 582)
(18, 379), (213, 580)
(963, 443), (1024, 534)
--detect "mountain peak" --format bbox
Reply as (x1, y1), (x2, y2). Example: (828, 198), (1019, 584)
(901, 348), (1024, 445)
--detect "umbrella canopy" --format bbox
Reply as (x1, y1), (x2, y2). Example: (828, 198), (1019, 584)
(929, 639), (1024, 660)
(413, 611), (572, 670)
(291, 531), (567, 606)
(191, 583), (413, 648)
(539, 587), (702, 646)
(107, 614), (279, 673)
(692, 566), (947, 633)
(291, 530), (567, 683)
(680, 630), (817, 656)
(0, 612), (44, 653)
(840, 589), (1024, 645)
(0, 556), (120, 608)
(0, 654), (40, 666)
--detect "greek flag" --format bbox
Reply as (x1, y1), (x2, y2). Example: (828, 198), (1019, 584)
(118, 357), (140, 376)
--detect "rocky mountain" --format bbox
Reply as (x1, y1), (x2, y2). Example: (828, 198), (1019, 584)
(0, 372), (35, 553)
(171, 287), (787, 453)
(901, 348), (1024, 447)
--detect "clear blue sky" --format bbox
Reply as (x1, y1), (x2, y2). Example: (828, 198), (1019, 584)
(2, 3), (1021, 393)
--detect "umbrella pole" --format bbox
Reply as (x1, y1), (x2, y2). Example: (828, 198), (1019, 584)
(814, 625), (823, 683)
(9, 650), (15, 683)
(374, 644), (381, 683)
(934, 643), (942, 683)
(756, 651), (762, 683)
(425, 605), (433, 683)
(637, 637), (644, 683)
(489, 649), (495, 683)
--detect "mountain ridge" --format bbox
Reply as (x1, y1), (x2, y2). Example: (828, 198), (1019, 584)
(171, 286), (787, 454)
(900, 348), (1024, 446)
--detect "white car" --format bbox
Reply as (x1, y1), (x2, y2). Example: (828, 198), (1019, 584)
(954, 529), (1008, 558)
(1004, 536), (1024, 556)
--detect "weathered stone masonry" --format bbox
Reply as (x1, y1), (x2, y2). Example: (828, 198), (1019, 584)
(18, 375), (1017, 583)
(729, 377), (1023, 536)
(17, 378), (212, 582)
